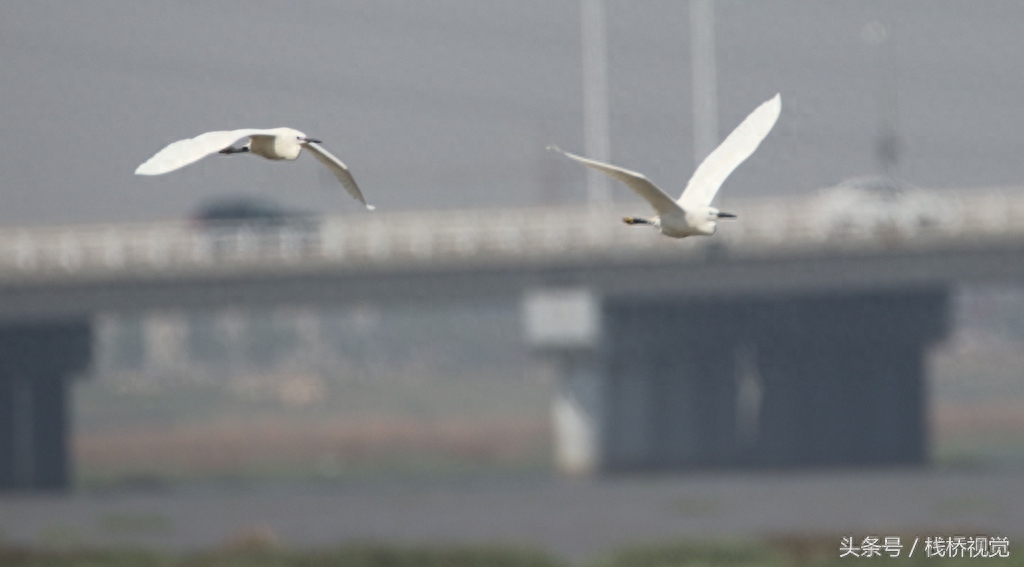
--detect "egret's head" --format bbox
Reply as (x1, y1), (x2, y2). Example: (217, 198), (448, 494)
(687, 207), (733, 236)
(279, 128), (319, 145)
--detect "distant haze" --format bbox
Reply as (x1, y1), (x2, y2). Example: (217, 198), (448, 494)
(4, 1), (1024, 226)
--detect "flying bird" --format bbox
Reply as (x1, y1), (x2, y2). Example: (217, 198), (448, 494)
(135, 127), (374, 210)
(549, 93), (780, 238)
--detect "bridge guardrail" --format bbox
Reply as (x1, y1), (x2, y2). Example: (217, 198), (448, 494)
(1, 189), (1024, 279)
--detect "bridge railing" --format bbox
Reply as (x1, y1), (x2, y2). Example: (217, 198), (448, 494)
(1, 189), (1024, 279)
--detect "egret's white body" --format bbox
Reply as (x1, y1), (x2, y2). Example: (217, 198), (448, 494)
(135, 127), (374, 210)
(550, 93), (781, 238)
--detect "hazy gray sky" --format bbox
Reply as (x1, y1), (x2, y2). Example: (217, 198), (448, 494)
(4, 1), (1024, 226)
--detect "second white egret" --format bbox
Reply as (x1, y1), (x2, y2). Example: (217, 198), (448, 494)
(549, 93), (780, 238)
(135, 127), (374, 210)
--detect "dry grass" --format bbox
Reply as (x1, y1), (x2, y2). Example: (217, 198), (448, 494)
(75, 416), (549, 481)
(932, 400), (1024, 464)
(933, 400), (1024, 435)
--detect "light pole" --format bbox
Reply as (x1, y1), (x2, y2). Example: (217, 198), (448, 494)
(690, 0), (719, 167)
(581, 0), (612, 205)
(862, 20), (901, 177)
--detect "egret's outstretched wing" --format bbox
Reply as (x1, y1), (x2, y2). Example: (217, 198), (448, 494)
(135, 128), (272, 175)
(547, 145), (681, 216)
(303, 142), (374, 210)
(679, 93), (781, 208)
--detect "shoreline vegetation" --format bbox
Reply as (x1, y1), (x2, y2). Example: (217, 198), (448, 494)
(0, 539), (1020, 567)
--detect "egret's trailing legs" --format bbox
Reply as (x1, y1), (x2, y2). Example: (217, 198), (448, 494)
(622, 216), (655, 226)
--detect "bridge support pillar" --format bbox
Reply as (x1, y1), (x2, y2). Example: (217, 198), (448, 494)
(601, 299), (749, 471)
(525, 288), (948, 475)
(522, 289), (603, 475)
(0, 321), (92, 491)
(751, 292), (945, 467)
(549, 352), (605, 475)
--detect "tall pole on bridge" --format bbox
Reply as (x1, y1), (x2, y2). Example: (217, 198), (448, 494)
(861, 19), (901, 177)
(690, 0), (719, 168)
(581, 0), (612, 206)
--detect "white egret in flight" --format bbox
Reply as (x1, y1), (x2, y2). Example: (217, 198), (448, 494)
(135, 127), (374, 210)
(549, 93), (780, 238)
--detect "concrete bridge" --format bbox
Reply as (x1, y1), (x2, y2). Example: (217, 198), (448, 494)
(2, 188), (1024, 489)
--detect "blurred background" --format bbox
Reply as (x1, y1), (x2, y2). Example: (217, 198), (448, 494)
(2, 1), (1024, 565)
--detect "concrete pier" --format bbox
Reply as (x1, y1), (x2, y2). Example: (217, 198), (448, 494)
(528, 289), (948, 474)
(0, 321), (91, 491)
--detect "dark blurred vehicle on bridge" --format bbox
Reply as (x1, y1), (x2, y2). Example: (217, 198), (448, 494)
(190, 196), (322, 260)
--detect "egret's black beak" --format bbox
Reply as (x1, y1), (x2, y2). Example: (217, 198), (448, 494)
(302, 137), (322, 144)
(717, 211), (738, 219)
